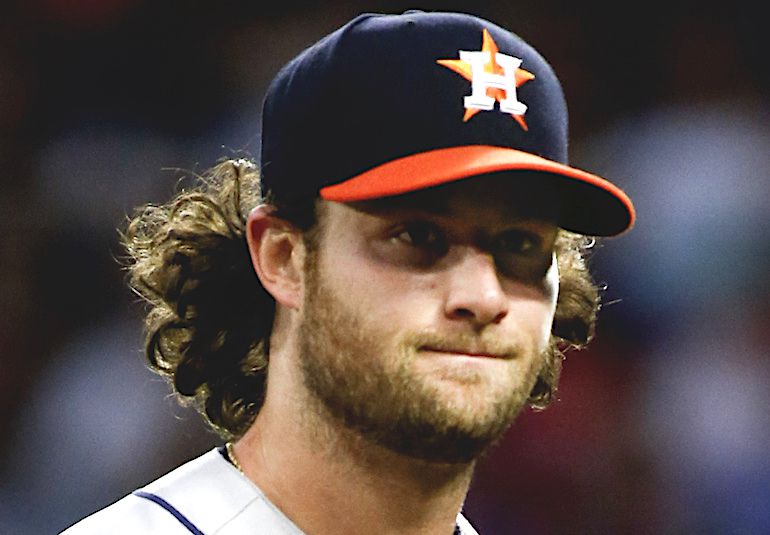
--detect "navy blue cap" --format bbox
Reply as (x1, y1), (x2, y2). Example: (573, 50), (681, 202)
(260, 11), (635, 236)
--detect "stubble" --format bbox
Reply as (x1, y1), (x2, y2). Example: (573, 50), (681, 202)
(297, 257), (546, 464)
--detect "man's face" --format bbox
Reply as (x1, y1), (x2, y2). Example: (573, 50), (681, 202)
(297, 176), (560, 463)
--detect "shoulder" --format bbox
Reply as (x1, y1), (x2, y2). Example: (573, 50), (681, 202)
(60, 448), (264, 535)
(60, 492), (189, 534)
(457, 513), (480, 535)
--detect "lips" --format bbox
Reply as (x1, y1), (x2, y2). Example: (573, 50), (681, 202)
(420, 346), (507, 359)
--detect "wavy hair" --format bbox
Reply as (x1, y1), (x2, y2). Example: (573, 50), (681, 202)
(122, 159), (599, 439)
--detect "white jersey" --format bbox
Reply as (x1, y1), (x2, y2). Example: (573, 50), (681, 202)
(61, 448), (480, 534)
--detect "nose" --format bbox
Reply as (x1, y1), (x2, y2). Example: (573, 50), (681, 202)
(444, 247), (509, 328)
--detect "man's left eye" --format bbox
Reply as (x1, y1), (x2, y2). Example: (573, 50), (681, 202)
(492, 230), (553, 282)
(493, 230), (542, 256)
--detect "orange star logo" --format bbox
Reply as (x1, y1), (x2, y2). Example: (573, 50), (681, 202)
(437, 29), (535, 130)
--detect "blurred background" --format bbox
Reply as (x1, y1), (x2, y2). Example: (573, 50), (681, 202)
(1, 0), (769, 533)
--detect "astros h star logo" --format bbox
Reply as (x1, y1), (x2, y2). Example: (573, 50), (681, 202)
(437, 29), (535, 130)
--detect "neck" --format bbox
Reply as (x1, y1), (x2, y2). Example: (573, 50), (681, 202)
(233, 354), (474, 535)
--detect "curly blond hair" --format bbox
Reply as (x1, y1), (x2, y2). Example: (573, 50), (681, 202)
(122, 159), (599, 439)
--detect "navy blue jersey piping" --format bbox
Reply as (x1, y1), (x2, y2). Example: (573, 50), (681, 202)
(132, 490), (205, 535)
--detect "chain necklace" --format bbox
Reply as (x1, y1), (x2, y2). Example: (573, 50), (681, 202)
(225, 442), (244, 474)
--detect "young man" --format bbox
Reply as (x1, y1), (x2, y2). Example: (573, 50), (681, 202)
(63, 10), (634, 535)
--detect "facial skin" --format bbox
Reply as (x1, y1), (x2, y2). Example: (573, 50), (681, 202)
(296, 177), (561, 464)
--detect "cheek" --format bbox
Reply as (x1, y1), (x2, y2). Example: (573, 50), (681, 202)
(538, 260), (560, 345)
(507, 259), (559, 351)
(544, 255), (560, 310)
(318, 241), (435, 321)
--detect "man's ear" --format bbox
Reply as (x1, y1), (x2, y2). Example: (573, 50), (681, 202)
(246, 205), (305, 309)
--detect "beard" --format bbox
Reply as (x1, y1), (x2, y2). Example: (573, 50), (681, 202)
(297, 258), (547, 464)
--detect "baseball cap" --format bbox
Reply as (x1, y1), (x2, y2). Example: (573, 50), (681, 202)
(260, 10), (635, 236)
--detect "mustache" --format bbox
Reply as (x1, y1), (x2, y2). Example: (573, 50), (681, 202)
(402, 331), (521, 359)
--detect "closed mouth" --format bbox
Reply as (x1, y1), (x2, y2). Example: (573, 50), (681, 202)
(420, 346), (505, 359)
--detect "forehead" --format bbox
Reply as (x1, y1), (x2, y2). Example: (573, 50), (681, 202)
(342, 173), (561, 227)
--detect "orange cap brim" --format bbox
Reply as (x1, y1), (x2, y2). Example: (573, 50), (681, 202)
(320, 145), (635, 236)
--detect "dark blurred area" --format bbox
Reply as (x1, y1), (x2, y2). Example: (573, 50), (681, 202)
(1, 1), (769, 533)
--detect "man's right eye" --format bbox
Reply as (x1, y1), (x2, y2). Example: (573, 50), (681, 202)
(391, 222), (449, 262)
(396, 222), (441, 246)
